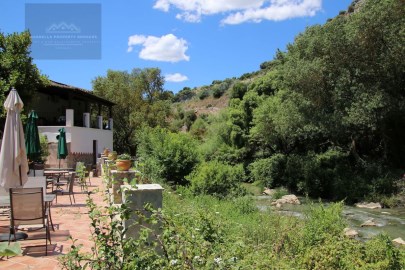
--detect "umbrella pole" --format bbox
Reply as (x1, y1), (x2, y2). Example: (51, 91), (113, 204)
(59, 159), (61, 169)
(19, 166), (22, 186)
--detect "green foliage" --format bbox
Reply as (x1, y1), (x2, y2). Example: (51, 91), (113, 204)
(211, 81), (230, 98)
(247, 73), (274, 96)
(59, 188), (132, 269)
(199, 111), (248, 164)
(173, 87), (195, 102)
(363, 234), (403, 269)
(272, 187), (289, 200)
(303, 202), (346, 247)
(39, 134), (49, 163)
(230, 82), (247, 99)
(117, 153), (131, 160)
(75, 162), (88, 189)
(241, 0), (405, 201)
(0, 242), (22, 257)
(92, 68), (171, 155)
(0, 31), (48, 119)
(187, 161), (246, 198)
(61, 178), (405, 270)
(198, 89), (209, 100)
(137, 127), (200, 185)
(249, 154), (286, 187)
(189, 117), (207, 140)
(232, 196), (258, 214)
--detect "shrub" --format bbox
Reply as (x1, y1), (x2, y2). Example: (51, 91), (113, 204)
(198, 90), (209, 100)
(232, 196), (258, 214)
(282, 149), (363, 201)
(137, 127), (200, 185)
(187, 161), (246, 198)
(189, 118), (207, 140)
(303, 202), (346, 247)
(39, 134), (49, 163)
(230, 82), (247, 99)
(272, 187), (289, 200)
(174, 87), (194, 102)
(212, 82), (228, 98)
(249, 154), (287, 188)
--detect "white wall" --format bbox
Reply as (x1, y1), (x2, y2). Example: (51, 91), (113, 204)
(38, 126), (113, 156)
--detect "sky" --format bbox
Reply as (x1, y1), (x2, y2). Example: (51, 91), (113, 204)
(0, 0), (352, 93)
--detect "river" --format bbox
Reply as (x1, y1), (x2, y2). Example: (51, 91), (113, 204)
(255, 196), (405, 240)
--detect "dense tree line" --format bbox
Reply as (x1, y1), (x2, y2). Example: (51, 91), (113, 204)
(137, 0), (404, 203)
(194, 0), (405, 202)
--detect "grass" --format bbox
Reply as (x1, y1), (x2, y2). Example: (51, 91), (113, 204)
(241, 182), (262, 196)
(161, 187), (405, 269)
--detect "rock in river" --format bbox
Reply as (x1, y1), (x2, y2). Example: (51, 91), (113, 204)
(271, 194), (301, 206)
(360, 219), (377, 227)
(344, 228), (359, 238)
(355, 202), (382, 209)
(392, 237), (405, 246)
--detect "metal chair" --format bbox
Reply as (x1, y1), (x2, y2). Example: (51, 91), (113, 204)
(55, 172), (76, 204)
(9, 187), (51, 255)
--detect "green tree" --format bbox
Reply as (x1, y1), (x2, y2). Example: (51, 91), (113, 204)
(135, 68), (165, 102)
(92, 68), (171, 155)
(0, 31), (48, 120)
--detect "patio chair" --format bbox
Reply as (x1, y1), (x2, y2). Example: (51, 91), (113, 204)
(8, 187), (51, 256)
(55, 172), (76, 204)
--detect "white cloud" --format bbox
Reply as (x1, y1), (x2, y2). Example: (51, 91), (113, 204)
(153, 0), (322, 25)
(165, 73), (189, 82)
(127, 34), (190, 62)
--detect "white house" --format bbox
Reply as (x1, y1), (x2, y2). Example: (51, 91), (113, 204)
(33, 81), (115, 168)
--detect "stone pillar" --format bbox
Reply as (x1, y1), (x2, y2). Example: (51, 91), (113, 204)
(83, 112), (90, 128)
(66, 109), (74, 127)
(110, 170), (137, 203)
(97, 115), (103, 129)
(122, 184), (164, 240)
(109, 118), (113, 131)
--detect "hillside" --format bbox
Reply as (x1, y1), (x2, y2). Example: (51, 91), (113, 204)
(171, 0), (367, 117)
(172, 70), (265, 117)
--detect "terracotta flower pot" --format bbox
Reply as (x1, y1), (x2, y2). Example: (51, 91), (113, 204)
(103, 148), (110, 156)
(116, 160), (131, 171)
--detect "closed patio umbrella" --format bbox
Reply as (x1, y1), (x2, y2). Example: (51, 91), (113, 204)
(57, 127), (68, 168)
(0, 88), (29, 190)
(25, 110), (41, 175)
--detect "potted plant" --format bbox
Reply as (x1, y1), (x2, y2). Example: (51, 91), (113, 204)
(108, 151), (117, 161)
(116, 153), (131, 171)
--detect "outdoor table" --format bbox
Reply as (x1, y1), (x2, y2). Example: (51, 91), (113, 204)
(44, 170), (70, 176)
(45, 168), (74, 171)
(44, 170), (70, 187)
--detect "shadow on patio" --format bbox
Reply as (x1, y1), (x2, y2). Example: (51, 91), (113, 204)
(0, 175), (104, 270)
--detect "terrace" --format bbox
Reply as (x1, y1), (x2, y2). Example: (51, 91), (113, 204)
(0, 174), (104, 269)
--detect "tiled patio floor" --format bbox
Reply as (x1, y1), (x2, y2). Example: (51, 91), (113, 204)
(0, 175), (105, 269)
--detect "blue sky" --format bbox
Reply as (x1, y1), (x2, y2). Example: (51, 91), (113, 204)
(0, 0), (352, 93)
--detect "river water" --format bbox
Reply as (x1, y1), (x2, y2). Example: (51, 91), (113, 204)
(255, 196), (405, 240)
